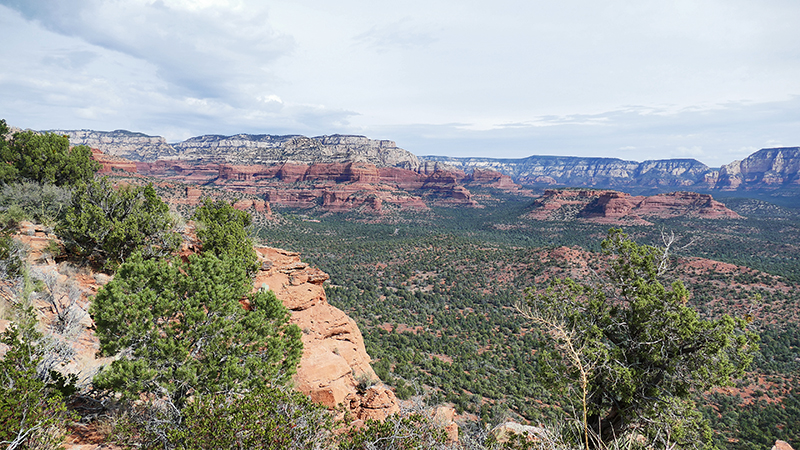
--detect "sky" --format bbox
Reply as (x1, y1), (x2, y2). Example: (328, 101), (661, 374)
(1, 0), (800, 167)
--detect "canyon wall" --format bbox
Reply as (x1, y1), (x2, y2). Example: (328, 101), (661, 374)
(422, 148), (800, 192)
(57, 128), (800, 193)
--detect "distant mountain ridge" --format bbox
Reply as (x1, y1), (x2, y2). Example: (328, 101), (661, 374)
(421, 149), (800, 192)
(50, 129), (800, 193)
(52, 130), (427, 171)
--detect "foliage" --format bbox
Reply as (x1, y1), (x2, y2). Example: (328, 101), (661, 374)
(521, 229), (759, 448)
(0, 122), (99, 186)
(257, 203), (800, 442)
(192, 198), (259, 275)
(0, 315), (73, 450)
(703, 389), (800, 450)
(0, 119), (17, 183)
(0, 182), (72, 226)
(58, 177), (179, 268)
(338, 413), (448, 450)
(111, 385), (332, 450)
(90, 251), (303, 409)
(0, 228), (26, 281)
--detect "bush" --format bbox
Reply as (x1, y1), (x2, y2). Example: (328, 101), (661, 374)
(90, 252), (303, 409)
(58, 178), (179, 268)
(520, 229), (758, 449)
(172, 386), (331, 449)
(0, 182), (72, 226)
(0, 121), (98, 186)
(0, 316), (73, 450)
(339, 413), (448, 450)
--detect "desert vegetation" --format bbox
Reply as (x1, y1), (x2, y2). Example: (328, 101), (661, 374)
(0, 124), (797, 449)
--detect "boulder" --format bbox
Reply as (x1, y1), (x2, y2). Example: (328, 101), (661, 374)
(491, 421), (546, 443)
(773, 441), (795, 450)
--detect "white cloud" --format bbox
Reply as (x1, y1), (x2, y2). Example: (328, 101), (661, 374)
(1, 0), (799, 164)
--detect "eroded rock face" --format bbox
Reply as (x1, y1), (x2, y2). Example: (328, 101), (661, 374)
(635, 191), (740, 219)
(53, 129), (179, 161)
(92, 156), (491, 211)
(5, 223), (398, 448)
(65, 130), (422, 170)
(717, 148), (800, 190)
(525, 189), (741, 225)
(252, 246), (399, 418)
(345, 386), (402, 422)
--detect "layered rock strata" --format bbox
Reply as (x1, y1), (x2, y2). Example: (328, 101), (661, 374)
(52, 129), (179, 160)
(717, 147), (800, 190)
(525, 189), (741, 225)
(34, 127), (800, 193)
(92, 155), (500, 211)
(423, 149), (800, 192)
(252, 246), (400, 421)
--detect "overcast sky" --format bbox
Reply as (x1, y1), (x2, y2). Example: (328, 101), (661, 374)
(2, 0), (800, 167)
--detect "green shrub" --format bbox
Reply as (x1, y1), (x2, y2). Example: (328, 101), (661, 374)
(192, 198), (259, 275)
(0, 182), (72, 226)
(339, 413), (447, 450)
(173, 386), (331, 449)
(0, 121), (98, 187)
(0, 204), (29, 230)
(0, 316), (73, 449)
(0, 229), (26, 281)
(58, 178), (179, 269)
(90, 252), (303, 408)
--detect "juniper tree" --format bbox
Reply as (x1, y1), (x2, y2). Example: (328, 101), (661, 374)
(192, 197), (259, 275)
(90, 251), (302, 409)
(0, 123), (98, 186)
(520, 229), (758, 449)
(58, 178), (179, 268)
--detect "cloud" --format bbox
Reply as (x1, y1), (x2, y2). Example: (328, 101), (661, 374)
(374, 97), (800, 167)
(353, 18), (439, 52)
(1, 0), (293, 100)
(1, 1), (800, 165)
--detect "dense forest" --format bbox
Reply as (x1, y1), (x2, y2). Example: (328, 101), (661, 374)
(260, 192), (800, 448)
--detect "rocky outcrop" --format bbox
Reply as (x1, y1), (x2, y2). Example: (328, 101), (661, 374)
(252, 246), (400, 420)
(717, 147), (800, 190)
(421, 155), (719, 189)
(634, 191), (739, 219)
(92, 155), (485, 211)
(51, 129), (179, 161)
(9, 221), (399, 436)
(525, 189), (741, 225)
(773, 440), (795, 450)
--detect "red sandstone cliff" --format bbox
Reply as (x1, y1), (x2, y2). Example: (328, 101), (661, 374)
(252, 246), (400, 420)
(92, 153), (529, 212)
(4, 222), (399, 446)
(525, 189), (741, 225)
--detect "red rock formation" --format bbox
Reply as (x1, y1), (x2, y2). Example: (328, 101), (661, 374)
(91, 150), (481, 212)
(525, 189), (741, 224)
(635, 192), (741, 219)
(92, 148), (137, 173)
(11, 221), (398, 444)
(469, 168), (523, 191)
(252, 246), (400, 419)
